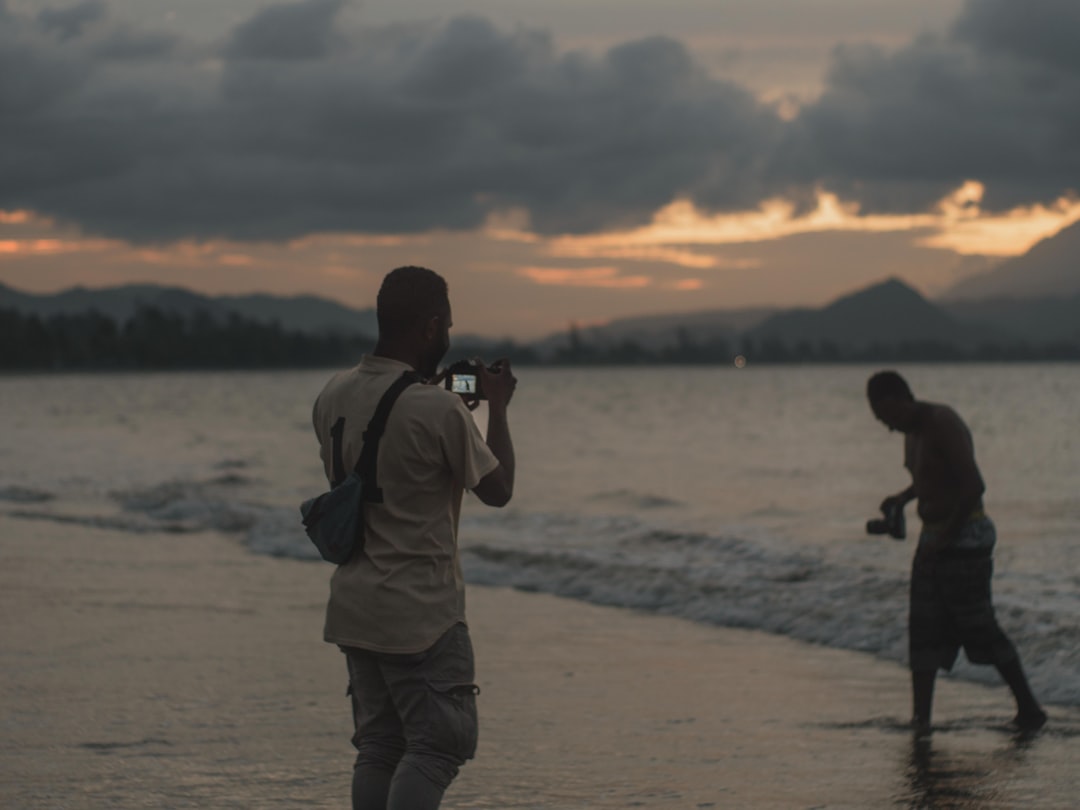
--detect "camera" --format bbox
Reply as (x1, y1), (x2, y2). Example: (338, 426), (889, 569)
(444, 359), (495, 400)
(866, 500), (906, 540)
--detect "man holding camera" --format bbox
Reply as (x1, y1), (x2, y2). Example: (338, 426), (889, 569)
(866, 370), (1045, 734)
(311, 266), (516, 809)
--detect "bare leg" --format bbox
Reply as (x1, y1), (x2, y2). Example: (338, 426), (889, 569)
(995, 657), (1047, 730)
(912, 669), (936, 734)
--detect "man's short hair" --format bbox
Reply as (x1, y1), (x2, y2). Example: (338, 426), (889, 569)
(867, 370), (914, 403)
(376, 266), (449, 340)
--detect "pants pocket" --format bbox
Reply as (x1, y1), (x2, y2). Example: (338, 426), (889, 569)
(426, 680), (480, 761)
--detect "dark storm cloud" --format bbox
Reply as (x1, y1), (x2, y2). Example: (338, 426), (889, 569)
(1, 0), (1078, 243)
(780, 0), (1080, 213)
(224, 0), (348, 60)
(36, 0), (105, 41)
(0, 0), (783, 241)
(952, 0), (1080, 72)
(34, 0), (179, 60)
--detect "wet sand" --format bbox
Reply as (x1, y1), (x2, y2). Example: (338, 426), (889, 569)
(2, 515), (1079, 809)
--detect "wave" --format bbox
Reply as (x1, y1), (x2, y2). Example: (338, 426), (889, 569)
(460, 534), (1080, 706)
(0, 485), (55, 504)
(213, 458), (252, 471)
(462, 537), (908, 656)
(10, 509), (187, 534)
(6, 476), (1078, 706)
(108, 478), (322, 560)
(588, 489), (683, 509)
(4, 475), (319, 559)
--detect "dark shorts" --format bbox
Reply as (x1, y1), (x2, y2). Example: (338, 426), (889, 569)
(342, 623), (479, 789)
(909, 552), (1018, 672)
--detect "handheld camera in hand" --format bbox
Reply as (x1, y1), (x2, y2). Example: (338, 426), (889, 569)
(444, 359), (497, 400)
(866, 501), (906, 540)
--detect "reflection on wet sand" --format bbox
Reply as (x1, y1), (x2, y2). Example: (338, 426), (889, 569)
(901, 728), (1042, 809)
(811, 714), (1080, 809)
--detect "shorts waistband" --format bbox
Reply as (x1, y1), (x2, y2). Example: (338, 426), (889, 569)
(923, 509), (988, 533)
(938, 545), (993, 560)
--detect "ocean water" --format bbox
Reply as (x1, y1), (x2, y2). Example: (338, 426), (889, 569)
(2, 363), (1078, 705)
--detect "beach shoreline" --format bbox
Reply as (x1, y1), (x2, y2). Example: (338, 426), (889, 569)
(2, 515), (1078, 809)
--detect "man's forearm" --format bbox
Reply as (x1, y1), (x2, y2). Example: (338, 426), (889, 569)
(880, 485), (916, 518)
(485, 404), (515, 490)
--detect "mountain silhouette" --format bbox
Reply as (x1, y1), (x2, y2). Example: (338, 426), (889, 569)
(944, 294), (1080, 343)
(943, 219), (1080, 300)
(747, 278), (999, 349)
(5, 277), (1077, 364)
(0, 283), (377, 336)
(529, 306), (776, 355)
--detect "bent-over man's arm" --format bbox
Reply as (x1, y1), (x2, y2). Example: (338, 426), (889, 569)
(881, 485), (916, 513)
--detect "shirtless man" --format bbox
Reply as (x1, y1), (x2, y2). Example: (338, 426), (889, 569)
(866, 370), (1046, 734)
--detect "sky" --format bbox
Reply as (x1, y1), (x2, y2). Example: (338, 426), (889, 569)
(2, 0), (1079, 339)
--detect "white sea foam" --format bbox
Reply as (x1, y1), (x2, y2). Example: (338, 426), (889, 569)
(8, 476), (1078, 706)
(461, 530), (1080, 706)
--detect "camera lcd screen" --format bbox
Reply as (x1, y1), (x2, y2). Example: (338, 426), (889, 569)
(451, 374), (477, 395)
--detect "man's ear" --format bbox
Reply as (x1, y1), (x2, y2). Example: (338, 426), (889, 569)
(423, 314), (441, 341)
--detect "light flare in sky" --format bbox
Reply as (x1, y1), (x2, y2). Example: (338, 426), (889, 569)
(0, 237), (114, 256)
(2, 178), (1078, 322)
(517, 266), (652, 289)
(130, 243), (261, 268)
(671, 278), (704, 291)
(513, 182), (1080, 262)
(918, 188), (1080, 256)
(288, 233), (415, 249)
(542, 242), (756, 271)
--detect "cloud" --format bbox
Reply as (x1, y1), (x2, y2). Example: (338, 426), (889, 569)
(1, 0), (1078, 245)
(0, 1), (783, 242)
(224, 0), (348, 60)
(0, 210), (33, 224)
(780, 0), (1080, 214)
(517, 266), (652, 288)
(540, 183), (1080, 258)
(36, 0), (105, 41)
(952, 0), (1080, 73)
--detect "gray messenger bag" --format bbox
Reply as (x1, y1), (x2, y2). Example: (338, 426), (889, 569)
(300, 371), (419, 564)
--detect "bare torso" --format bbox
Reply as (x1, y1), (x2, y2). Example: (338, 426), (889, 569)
(904, 402), (985, 526)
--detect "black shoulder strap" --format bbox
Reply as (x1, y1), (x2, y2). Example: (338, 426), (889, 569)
(357, 371), (421, 503)
(330, 417), (347, 486)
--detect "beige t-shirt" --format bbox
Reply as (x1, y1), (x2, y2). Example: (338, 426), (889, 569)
(312, 355), (499, 654)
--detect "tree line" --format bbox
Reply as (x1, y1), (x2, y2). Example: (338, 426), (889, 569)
(0, 307), (375, 370)
(546, 325), (1080, 365)
(2, 307), (1078, 371)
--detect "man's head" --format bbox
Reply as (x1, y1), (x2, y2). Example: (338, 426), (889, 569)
(376, 266), (451, 377)
(867, 370), (918, 432)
